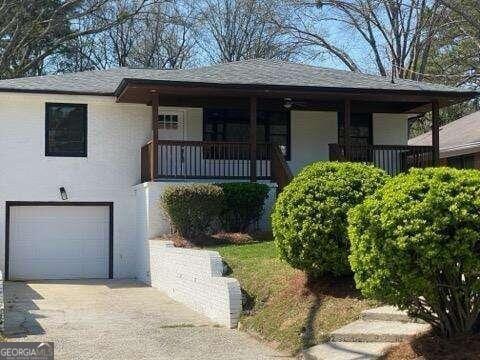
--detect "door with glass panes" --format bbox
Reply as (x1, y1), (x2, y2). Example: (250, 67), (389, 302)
(157, 111), (186, 176)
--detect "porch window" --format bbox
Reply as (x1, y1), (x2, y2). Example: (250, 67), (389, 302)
(45, 103), (87, 157)
(337, 113), (373, 146)
(203, 108), (290, 159)
(158, 114), (178, 129)
(447, 154), (475, 169)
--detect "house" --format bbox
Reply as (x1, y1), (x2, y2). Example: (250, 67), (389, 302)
(0, 59), (476, 281)
(409, 110), (480, 168)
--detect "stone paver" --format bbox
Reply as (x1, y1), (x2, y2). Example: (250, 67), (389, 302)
(5, 280), (288, 360)
(361, 306), (424, 323)
(304, 306), (431, 360)
(330, 319), (430, 343)
(303, 342), (396, 360)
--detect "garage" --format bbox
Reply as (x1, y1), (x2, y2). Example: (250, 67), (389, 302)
(6, 202), (113, 280)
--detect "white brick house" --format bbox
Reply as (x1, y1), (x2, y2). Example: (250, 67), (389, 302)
(0, 59), (476, 281)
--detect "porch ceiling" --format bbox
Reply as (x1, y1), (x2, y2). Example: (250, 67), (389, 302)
(115, 80), (477, 114)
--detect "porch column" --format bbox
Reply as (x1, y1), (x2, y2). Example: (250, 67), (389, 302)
(344, 99), (352, 161)
(151, 91), (159, 180)
(250, 96), (257, 182)
(432, 100), (440, 166)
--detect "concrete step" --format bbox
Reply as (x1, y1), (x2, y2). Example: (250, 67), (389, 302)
(303, 341), (396, 360)
(330, 320), (430, 343)
(361, 306), (425, 323)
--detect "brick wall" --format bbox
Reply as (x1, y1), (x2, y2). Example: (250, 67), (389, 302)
(147, 240), (242, 328)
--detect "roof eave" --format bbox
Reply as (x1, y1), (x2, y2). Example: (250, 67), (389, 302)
(114, 78), (480, 102)
(0, 87), (114, 96)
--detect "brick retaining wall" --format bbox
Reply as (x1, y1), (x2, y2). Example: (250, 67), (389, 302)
(147, 240), (242, 328)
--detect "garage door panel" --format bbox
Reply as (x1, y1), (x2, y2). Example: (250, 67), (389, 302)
(9, 205), (110, 280)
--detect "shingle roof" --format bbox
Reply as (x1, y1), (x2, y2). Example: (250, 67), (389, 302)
(0, 59), (475, 96)
(409, 110), (480, 152)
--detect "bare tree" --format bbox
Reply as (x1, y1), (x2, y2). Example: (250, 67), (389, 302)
(193, 0), (301, 63)
(54, 0), (196, 71)
(0, 0), (149, 78)
(130, 1), (197, 69)
(278, 0), (446, 80)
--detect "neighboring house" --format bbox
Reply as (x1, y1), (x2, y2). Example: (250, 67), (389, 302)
(0, 59), (477, 281)
(409, 110), (480, 168)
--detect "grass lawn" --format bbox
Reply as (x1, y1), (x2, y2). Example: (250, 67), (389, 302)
(210, 239), (377, 354)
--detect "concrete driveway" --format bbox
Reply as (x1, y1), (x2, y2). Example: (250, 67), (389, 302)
(4, 280), (288, 360)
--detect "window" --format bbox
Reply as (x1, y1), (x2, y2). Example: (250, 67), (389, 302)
(203, 108), (290, 159)
(45, 103), (87, 157)
(337, 113), (373, 146)
(447, 154), (475, 169)
(158, 114), (179, 129)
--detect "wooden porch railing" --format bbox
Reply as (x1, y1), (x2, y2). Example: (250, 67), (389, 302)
(329, 143), (434, 175)
(141, 140), (273, 180)
(271, 145), (293, 191)
(141, 140), (153, 183)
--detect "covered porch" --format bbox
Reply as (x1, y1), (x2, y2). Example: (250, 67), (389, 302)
(115, 78), (468, 187)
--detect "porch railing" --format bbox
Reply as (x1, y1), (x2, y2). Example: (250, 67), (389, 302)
(141, 140), (273, 181)
(329, 143), (434, 176)
(141, 140), (153, 183)
(271, 145), (293, 191)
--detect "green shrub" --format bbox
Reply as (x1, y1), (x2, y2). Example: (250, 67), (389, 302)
(217, 182), (270, 232)
(348, 167), (480, 337)
(272, 162), (388, 278)
(161, 184), (223, 238)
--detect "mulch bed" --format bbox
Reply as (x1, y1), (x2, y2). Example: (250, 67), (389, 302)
(165, 231), (270, 248)
(381, 332), (480, 360)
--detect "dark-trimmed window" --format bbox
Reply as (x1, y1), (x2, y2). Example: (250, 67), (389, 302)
(203, 108), (290, 159)
(337, 113), (373, 146)
(447, 154), (475, 169)
(46, 103), (87, 157)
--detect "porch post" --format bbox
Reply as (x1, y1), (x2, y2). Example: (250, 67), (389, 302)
(151, 91), (159, 180)
(344, 99), (352, 161)
(250, 96), (257, 182)
(431, 100), (440, 166)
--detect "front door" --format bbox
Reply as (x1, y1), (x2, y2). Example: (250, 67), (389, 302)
(157, 111), (185, 140)
(157, 111), (186, 176)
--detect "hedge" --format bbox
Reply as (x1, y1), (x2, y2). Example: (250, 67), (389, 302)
(217, 182), (270, 232)
(161, 184), (223, 238)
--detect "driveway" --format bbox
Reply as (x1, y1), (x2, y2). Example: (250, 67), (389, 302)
(4, 280), (288, 360)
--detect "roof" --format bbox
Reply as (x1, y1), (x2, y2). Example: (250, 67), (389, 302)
(409, 110), (480, 156)
(0, 59), (476, 97)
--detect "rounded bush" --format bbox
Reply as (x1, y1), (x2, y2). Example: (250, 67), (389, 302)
(217, 182), (270, 232)
(272, 161), (389, 277)
(348, 167), (480, 337)
(161, 184), (223, 238)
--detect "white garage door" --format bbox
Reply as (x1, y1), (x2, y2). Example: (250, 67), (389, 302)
(9, 205), (110, 280)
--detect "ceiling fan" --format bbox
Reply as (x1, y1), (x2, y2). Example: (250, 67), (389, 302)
(283, 97), (309, 109)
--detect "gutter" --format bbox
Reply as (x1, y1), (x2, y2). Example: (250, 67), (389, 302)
(0, 87), (114, 96)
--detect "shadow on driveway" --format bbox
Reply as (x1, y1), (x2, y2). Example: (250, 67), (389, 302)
(4, 280), (289, 359)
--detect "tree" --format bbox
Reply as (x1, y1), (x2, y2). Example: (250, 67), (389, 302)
(193, 0), (301, 63)
(427, 1), (480, 89)
(129, 0), (197, 69)
(408, 0), (480, 136)
(0, 0), (148, 79)
(54, 0), (196, 72)
(279, 0), (445, 80)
